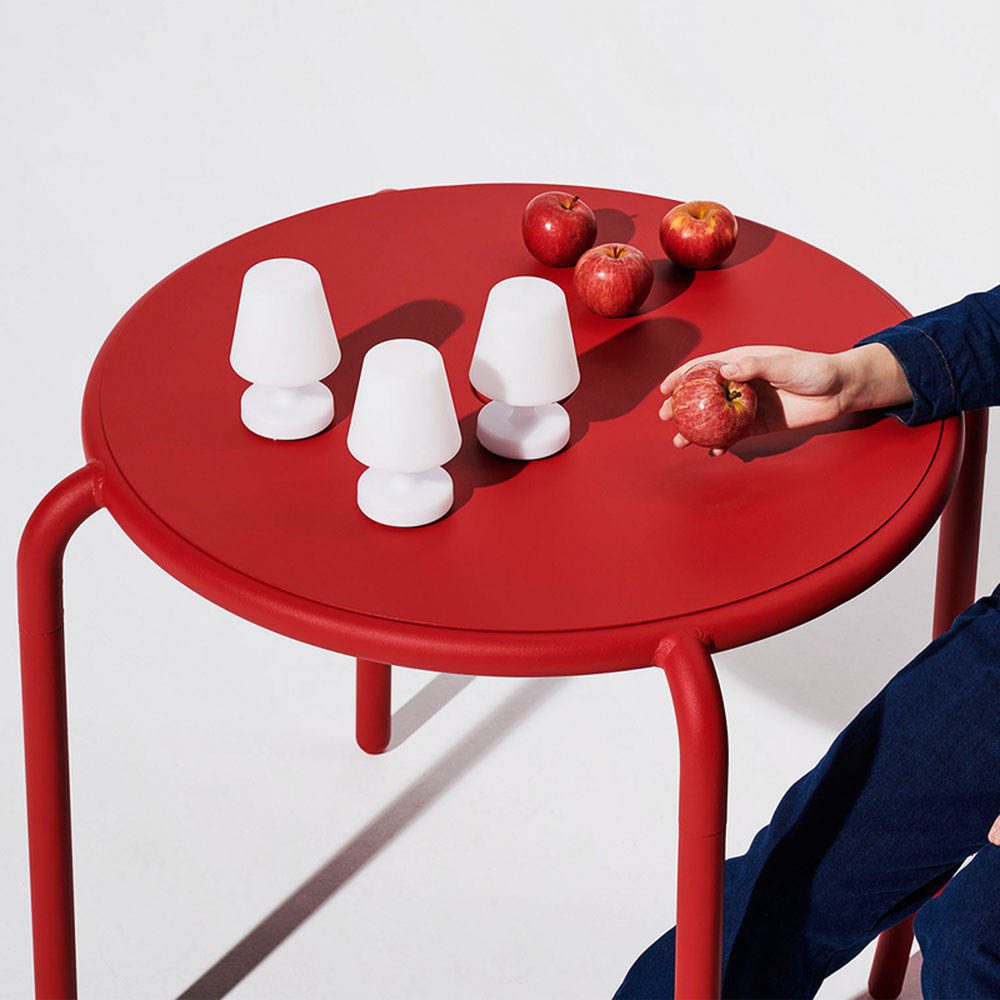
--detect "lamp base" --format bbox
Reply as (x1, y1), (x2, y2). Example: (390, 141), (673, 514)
(476, 401), (570, 460)
(240, 383), (334, 440)
(357, 467), (454, 527)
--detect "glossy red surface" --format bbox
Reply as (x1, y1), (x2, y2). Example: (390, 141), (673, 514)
(82, 183), (962, 674)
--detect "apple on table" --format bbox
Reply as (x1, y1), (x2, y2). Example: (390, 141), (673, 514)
(660, 201), (738, 269)
(522, 191), (597, 267)
(573, 243), (653, 318)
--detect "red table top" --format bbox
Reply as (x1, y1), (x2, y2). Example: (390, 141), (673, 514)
(82, 184), (962, 676)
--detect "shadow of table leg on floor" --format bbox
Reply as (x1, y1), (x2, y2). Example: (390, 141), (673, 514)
(387, 673), (475, 751)
(177, 676), (565, 999)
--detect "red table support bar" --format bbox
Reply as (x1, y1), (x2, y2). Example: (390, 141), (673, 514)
(18, 464), (103, 1000)
(656, 631), (729, 1000)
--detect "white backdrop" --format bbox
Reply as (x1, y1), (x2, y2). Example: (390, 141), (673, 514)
(2, 2), (997, 997)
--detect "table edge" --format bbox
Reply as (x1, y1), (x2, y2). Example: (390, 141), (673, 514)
(78, 183), (966, 676)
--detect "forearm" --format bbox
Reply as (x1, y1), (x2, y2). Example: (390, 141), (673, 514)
(852, 285), (1000, 425)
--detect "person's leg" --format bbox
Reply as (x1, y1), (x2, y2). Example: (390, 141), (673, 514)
(615, 592), (1000, 999)
(915, 846), (1000, 999)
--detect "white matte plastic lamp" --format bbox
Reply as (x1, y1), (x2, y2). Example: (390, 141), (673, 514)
(230, 258), (341, 440)
(469, 276), (580, 460)
(347, 340), (462, 527)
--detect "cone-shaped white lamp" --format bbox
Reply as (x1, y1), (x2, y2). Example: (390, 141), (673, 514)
(347, 339), (462, 527)
(230, 258), (341, 440)
(469, 276), (580, 460)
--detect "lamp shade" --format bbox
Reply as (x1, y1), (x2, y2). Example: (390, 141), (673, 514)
(347, 340), (462, 473)
(230, 258), (341, 387)
(469, 276), (580, 407)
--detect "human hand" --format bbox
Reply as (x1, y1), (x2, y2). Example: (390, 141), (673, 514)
(989, 815), (1000, 847)
(658, 343), (911, 455)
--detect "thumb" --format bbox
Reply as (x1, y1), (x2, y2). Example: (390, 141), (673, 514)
(720, 353), (798, 386)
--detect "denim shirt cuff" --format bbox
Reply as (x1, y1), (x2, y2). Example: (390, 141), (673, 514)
(854, 324), (956, 426)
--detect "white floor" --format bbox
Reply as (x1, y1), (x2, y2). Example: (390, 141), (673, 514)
(2, 2), (997, 997)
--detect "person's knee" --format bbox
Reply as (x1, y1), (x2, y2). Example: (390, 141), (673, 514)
(915, 869), (1000, 998)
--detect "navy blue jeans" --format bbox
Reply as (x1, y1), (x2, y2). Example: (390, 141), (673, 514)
(615, 591), (1000, 999)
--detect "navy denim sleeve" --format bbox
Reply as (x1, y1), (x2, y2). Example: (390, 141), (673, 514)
(855, 284), (1000, 425)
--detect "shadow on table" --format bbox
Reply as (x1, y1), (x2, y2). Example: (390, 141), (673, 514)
(567, 317), (700, 445)
(638, 260), (694, 315)
(449, 409), (526, 512)
(720, 218), (776, 268)
(450, 316), (701, 510)
(328, 299), (464, 428)
(593, 207), (637, 245)
(176, 677), (566, 1000)
(730, 411), (884, 462)
(591, 210), (776, 274)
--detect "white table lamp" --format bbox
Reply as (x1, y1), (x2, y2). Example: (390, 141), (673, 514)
(469, 276), (580, 460)
(347, 339), (462, 527)
(230, 258), (341, 440)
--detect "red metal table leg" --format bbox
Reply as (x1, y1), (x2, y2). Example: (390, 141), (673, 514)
(929, 409), (989, 634)
(356, 659), (392, 754)
(18, 465), (103, 1000)
(869, 915), (916, 1000)
(656, 631), (728, 1000)
(868, 408), (988, 1000)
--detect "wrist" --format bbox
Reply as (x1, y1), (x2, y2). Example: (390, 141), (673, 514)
(835, 343), (911, 415)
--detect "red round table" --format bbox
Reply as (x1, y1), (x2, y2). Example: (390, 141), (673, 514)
(18, 184), (987, 999)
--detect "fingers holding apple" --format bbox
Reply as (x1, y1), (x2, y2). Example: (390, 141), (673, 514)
(670, 429), (728, 456)
(660, 346), (817, 401)
(661, 345), (861, 454)
(662, 351), (770, 454)
(660, 201), (738, 269)
(522, 191), (598, 267)
(657, 395), (725, 455)
(574, 243), (653, 317)
(660, 358), (710, 399)
(669, 361), (758, 451)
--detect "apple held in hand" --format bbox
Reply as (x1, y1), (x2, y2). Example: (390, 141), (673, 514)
(671, 361), (757, 449)
(522, 191), (597, 267)
(574, 243), (653, 317)
(659, 201), (738, 269)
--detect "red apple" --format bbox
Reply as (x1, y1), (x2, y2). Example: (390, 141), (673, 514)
(659, 201), (738, 269)
(522, 191), (597, 267)
(573, 243), (653, 317)
(671, 361), (757, 448)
